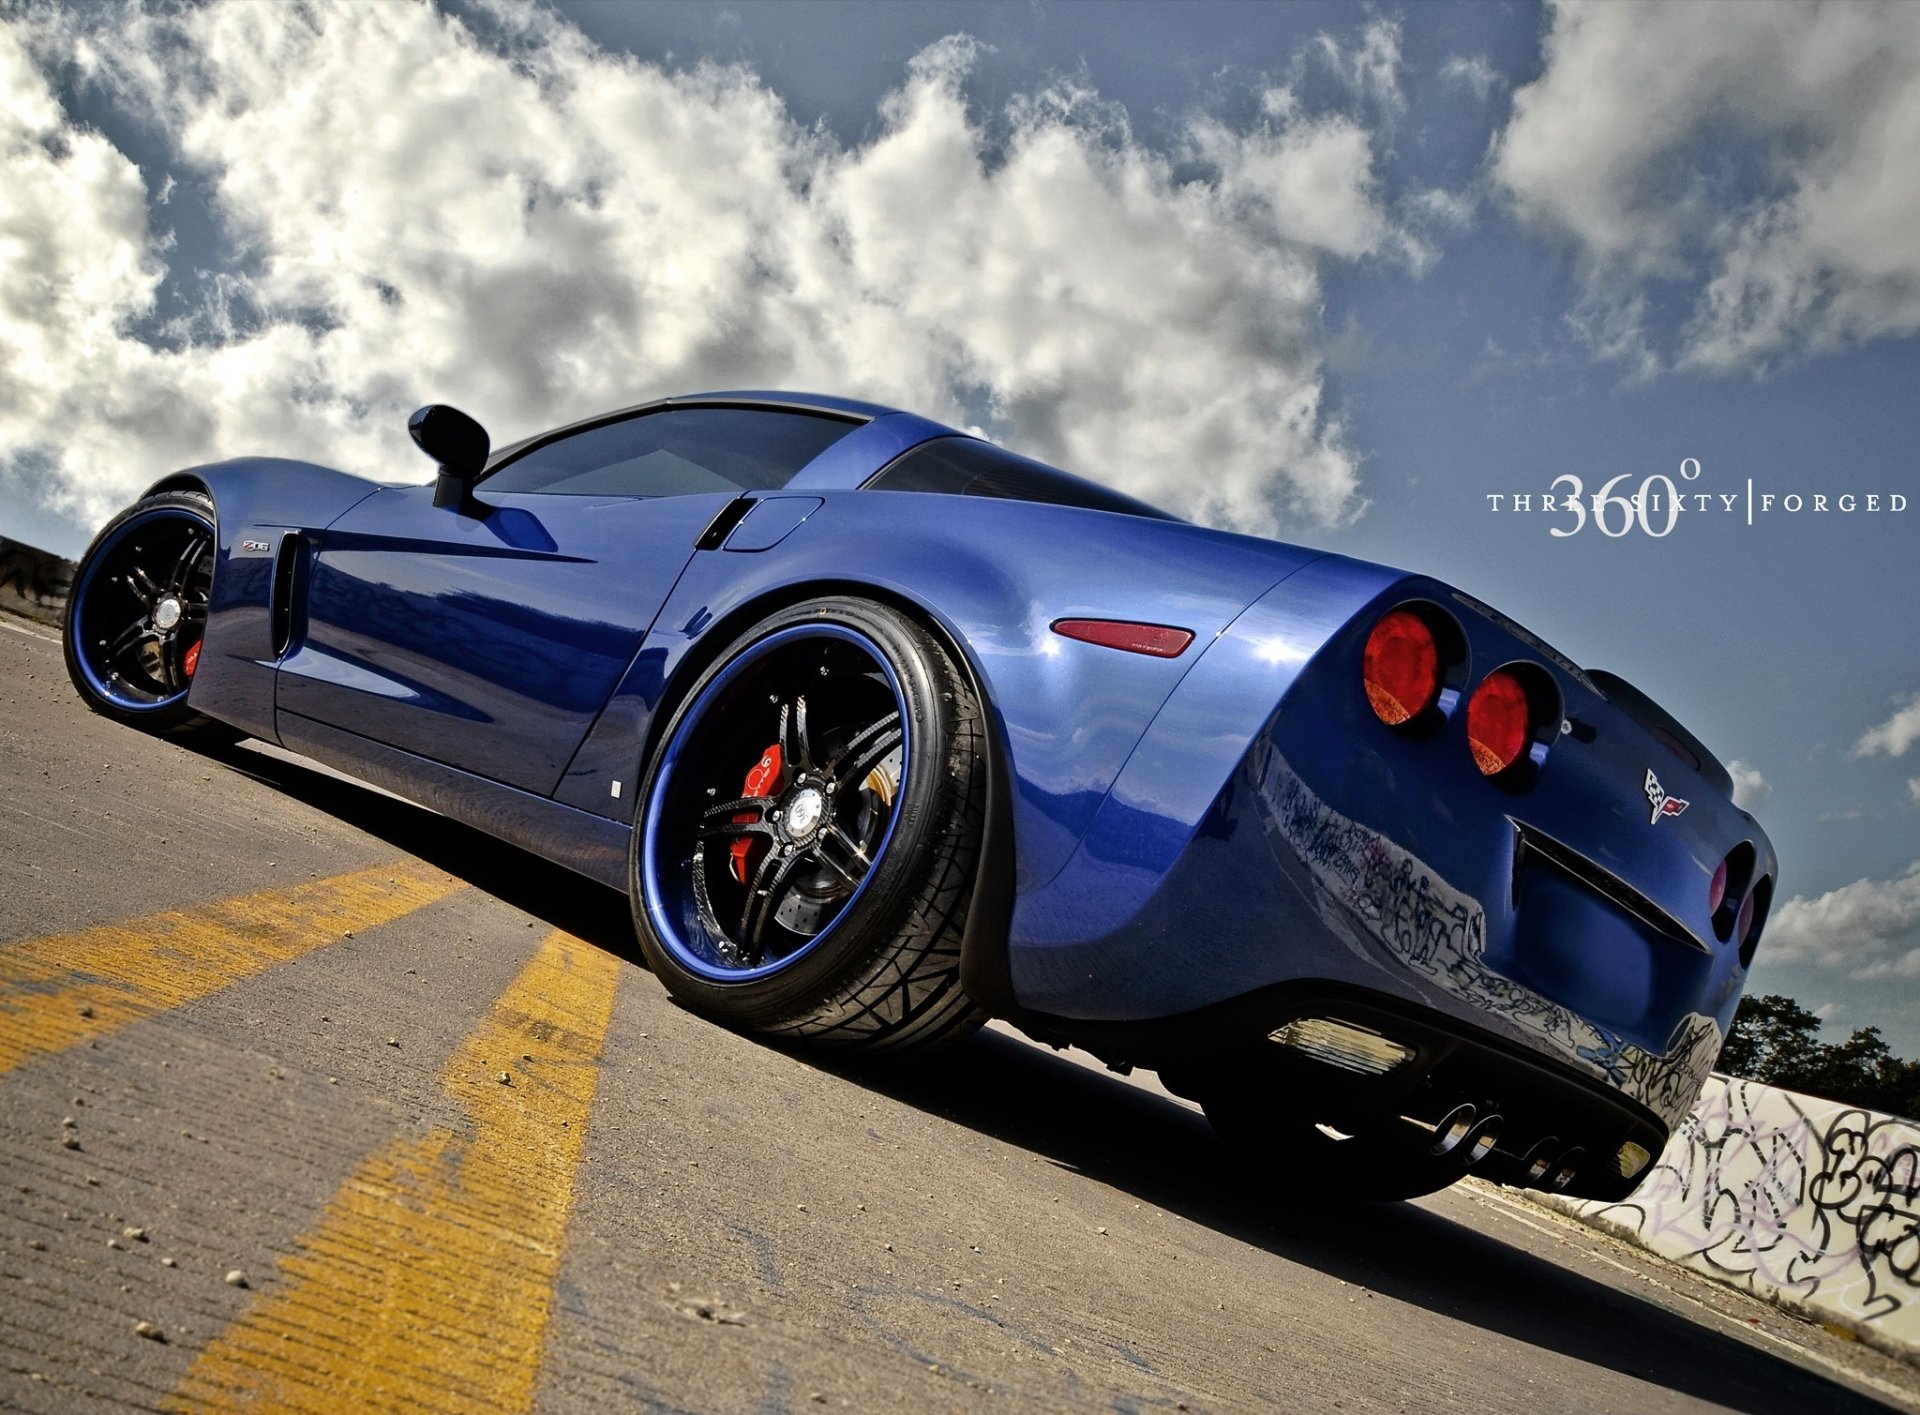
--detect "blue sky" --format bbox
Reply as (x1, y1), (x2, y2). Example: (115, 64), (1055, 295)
(4, 1), (1917, 1047)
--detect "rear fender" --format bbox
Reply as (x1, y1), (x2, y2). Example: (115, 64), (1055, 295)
(1006, 555), (1400, 1011)
(556, 492), (1325, 898)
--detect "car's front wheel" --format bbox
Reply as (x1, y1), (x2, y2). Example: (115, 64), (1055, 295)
(630, 597), (987, 1055)
(63, 490), (238, 744)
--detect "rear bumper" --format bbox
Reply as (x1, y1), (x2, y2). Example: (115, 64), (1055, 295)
(1011, 724), (1726, 1141)
(1027, 981), (1672, 1202)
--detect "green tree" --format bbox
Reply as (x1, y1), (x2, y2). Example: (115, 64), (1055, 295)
(1717, 994), (1824, 1081)
(1717, 994), (1920, 1121)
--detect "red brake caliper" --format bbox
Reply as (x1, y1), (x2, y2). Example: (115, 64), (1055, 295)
(730, 743), (784, 884)
(183, 641), (202, 678)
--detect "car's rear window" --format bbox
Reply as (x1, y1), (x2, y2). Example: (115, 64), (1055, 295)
(864, 436), (1177, 521)
(482, 406), (859, 498)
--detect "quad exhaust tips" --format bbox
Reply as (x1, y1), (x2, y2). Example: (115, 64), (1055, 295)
(1516, 1136), (1584, 1191)
(1423, 1104), (1503, 1166)
(1419, 1106), (1595, 1190)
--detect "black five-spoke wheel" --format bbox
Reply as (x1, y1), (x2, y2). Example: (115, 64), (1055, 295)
(693, 690), (905, 968)
(63, 490), (235, 741)
(632, 597), (986, 1054)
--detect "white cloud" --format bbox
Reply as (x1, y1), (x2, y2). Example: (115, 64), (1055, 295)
(1492, 0), (1920, 372)
(1404, 187), (1478, 231)
(1856, 951), (1920, 981)
(1564, 292), (1658, 383)
(1764, 860), (1920, 971)
(1314, 19), (1405, 122)
(1854, 695), (1920, 759)
(1439, 54), (1500, 102)
(1191, 113), (1391, 261)
(1727, 759), (1770, 812)
(0, 4), (1413, 541)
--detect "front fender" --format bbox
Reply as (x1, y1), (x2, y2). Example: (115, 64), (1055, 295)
(170, 458), (386, 739)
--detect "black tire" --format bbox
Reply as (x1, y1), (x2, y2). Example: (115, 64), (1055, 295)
(630, 597), (987, 1055)
(1203, 1090), (1477, 1202)
(63, 490), (240, 745)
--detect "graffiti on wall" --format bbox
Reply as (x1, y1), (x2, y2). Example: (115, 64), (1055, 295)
(1559, 1075), (1920, 1337)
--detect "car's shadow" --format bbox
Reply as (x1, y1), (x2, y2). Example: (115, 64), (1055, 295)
(206, 740), (644, 957)
(848, 1030), (1896, 1414)
(206, 740), (1898, 1415)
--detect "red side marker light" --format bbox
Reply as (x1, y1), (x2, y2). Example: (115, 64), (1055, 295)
(1362, 609), (1441, 727)
(1467, 670), (1532, 776)
(1052, 619), (1194, 658)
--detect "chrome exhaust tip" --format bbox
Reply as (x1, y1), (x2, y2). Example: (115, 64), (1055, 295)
(1427, 1103), (1477, 1157)
(1521, 1137), (1561, 1185)
(1463, 1114), (1503, 1166)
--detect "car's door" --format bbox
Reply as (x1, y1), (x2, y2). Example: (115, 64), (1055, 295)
(274, 405), (860, 796)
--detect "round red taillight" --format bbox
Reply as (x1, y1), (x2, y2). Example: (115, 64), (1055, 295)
(1735, 890), (1757, 947)
(1708, 858), (1729, 915)
(1466, 670), (1532, 776)
(1363, 609), (1441, 727)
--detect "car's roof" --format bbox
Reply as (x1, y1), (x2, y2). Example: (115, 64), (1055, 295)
(680, 389), (905, 419)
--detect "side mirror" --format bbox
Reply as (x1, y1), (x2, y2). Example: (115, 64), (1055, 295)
(408, 405), (490, 510)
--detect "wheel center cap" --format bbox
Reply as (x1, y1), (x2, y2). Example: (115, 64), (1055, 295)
(153, 597), (183, 631)
(786, 787), (825, 838)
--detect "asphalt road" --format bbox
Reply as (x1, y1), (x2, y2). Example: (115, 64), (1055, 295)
(3, 612), (1917, 1414)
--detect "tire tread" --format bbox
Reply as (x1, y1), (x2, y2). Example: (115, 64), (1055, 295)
(765, 666), (988, 1055)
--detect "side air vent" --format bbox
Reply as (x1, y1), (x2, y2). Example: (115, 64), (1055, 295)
(270, 532), (303, 659)
(695, 496), (756, 550)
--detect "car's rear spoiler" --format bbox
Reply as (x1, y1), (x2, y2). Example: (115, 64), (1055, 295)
(1584, 669), (1735, 801)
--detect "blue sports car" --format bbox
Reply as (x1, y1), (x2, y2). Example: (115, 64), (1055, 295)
(63, 392), (1777, 1201)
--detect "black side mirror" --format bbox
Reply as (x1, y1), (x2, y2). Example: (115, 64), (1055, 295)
(408, 405), (490, 510)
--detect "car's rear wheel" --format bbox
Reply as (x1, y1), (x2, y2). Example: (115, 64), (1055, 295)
(630, 597), (987, 1054)
(63, 490), (238, 744)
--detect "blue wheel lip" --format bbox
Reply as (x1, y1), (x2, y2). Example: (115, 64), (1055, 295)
(70, 505), (208, 713)
(640, 621), (911, 984)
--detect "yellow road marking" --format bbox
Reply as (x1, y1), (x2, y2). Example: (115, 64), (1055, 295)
(0, 863), (461, 1076)
(170, 929), (622, 1413)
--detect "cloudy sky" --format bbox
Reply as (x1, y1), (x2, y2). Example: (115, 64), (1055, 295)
(4, 1), (1918, 1048)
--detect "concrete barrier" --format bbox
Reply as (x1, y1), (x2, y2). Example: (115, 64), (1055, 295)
(1537, 1074), (1920, 1359)
(0, 535), (74, 629)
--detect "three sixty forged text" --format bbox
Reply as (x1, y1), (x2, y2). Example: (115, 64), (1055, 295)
(1486, 459), (1908, 538)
